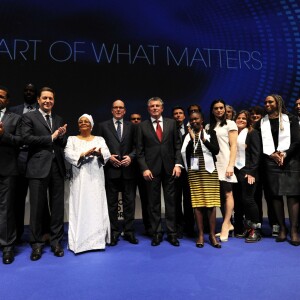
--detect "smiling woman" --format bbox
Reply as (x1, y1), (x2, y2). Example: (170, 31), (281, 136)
(255, 94), (300, 246)
(233, 110), (261, 242)
(64, 114), (111, 254)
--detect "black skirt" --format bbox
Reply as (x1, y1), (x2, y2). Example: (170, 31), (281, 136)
(263, 154), (300, 196)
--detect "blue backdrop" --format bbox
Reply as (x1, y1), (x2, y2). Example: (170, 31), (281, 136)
(1, 0), (300, 132)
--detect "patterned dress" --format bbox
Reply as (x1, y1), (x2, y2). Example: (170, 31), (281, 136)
(187, 134), (220, 208)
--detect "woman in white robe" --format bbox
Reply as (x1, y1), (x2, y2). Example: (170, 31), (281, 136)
(65, 114), (111, 254)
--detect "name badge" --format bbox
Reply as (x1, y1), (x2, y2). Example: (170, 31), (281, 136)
(191, 157), (199, 170)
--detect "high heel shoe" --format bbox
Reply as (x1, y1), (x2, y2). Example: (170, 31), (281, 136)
(196, 242), (204, 248)
(209, 235), (221, 248)
(275, 229), (287, 243)
(289, 240), (300, 246)
(216, 224), (234, 242)
(215, 225), (234, 238)
(196, 237), (204, 248)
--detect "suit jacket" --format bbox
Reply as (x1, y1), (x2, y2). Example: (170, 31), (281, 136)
(21, 110), (66, 178)
(136, 117), (183, 176)
(0, 111), (22, 176)
(9, 102), (40, 174)
(235, 129), (261, 180)
(97, 119), (136, 179)
(9, 103), (39, 116)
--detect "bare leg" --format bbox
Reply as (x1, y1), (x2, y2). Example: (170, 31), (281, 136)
(220, 190), (234, 241)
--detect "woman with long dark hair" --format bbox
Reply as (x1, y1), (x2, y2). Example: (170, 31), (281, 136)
(208, 99), (238, 242)
(255, 94), (300, 245)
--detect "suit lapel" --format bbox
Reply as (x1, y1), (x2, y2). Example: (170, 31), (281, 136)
(147, 119), (159, 141)
(1, 111), (11, 123)
(35, 110), (52, 133)
(109, 119), (119, 142)
(162, 118), (169, 142)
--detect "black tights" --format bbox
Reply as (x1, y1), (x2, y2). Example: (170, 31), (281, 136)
(194, 207), (216, 242)
(273, 196), (300, 241)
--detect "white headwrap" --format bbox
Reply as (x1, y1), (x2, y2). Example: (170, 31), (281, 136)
(79, 114), (94, 128)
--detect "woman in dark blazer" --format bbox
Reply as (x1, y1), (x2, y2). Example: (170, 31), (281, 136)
(233, 110), (262, 242)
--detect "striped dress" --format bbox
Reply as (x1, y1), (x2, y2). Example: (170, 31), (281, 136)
(187, 134), (220, 208)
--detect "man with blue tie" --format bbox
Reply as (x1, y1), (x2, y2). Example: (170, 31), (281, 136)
(97, 100), (138, 246)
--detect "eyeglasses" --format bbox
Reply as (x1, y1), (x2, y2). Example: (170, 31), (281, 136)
(131, 118), (141, 120)
(112, 106), (125, 110)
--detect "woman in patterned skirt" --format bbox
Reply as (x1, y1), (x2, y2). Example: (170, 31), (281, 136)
(181, 111), (221, 248)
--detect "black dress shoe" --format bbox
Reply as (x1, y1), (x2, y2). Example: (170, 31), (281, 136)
(151, 234), (163, 246)
(123, 233), (139, 244)
(109, 233), (120, 246)
(167, 235), (180, 247)
(3, 251), (14, 264)
(51, 244), (64, 257)
(30, 247), (42, 261)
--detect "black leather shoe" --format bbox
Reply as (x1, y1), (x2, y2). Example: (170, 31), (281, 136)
(3, 251), (14, 264)
(151, 234), (163, 246)
(209, 234), (222, 248)
(30, 247), (42, 261)
(51, 244), (64, 257)
(123, 233), (139, 244)
(110, 233), (120, 246)
(167, 235), (180, 247)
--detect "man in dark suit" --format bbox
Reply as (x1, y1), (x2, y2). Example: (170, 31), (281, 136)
(22, 87), (67, 261)
(136, 97), (182, 246)
(9, 83), (51, 244)
(172, 106), (195, 238)
(97, 100), (138, 246)
(0, 86), (22, 264)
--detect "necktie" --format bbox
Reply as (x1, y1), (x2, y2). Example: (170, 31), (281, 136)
(155, 120), (163, 142)
(116, 120), (122, 140)
(45, 114), (52, 131)
(27, 105), (33, 111)
(0, 110), (3, 121)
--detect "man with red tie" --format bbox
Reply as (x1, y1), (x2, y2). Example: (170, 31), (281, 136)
(136, 97), (182, 246)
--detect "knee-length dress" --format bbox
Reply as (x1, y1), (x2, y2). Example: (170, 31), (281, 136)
(64, 136), (111, 254)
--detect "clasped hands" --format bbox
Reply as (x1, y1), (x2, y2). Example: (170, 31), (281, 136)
(110, 154), (131, 167)
(81, 147), (102, 159)
(52, 124), (67, 140)
(270, 151), (286, 166)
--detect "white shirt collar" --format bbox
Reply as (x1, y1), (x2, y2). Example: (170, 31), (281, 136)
(151, 116), (163, 123)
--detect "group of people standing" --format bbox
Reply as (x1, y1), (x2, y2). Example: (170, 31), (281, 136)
(1, 83), (300, 265)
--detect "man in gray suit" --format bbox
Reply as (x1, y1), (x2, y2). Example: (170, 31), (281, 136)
(0, 86), (22, 264)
